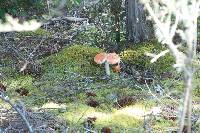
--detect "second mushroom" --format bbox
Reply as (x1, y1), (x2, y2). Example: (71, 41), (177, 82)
(94, 53), (120, 76)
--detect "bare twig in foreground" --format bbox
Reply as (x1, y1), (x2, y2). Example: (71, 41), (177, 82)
(140, 0), (200, 132)
(0, 92), (33, 133)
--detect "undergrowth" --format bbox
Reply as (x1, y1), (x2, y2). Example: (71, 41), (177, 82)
(1, 44), (199, 132)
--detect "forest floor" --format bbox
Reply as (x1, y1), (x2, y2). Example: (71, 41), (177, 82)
(0, 18), (200, 132)
(1, 47), (200, 132)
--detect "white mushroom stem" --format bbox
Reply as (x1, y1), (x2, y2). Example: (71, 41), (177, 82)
(104, 60), (110, 76)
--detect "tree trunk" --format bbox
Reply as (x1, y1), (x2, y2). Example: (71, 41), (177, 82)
(115, 14), (120, 44)
(110, 0), (122, 51)
(126, 0), (152, 43)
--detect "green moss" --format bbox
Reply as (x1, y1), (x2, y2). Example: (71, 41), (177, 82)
(3, 75), (34, 91)
(0, 67), (18, 78)
(1, 74), (38, 105)
(120, 40), (175, 74)
(61, 103), (97, 125)
(43, 44), (104, 76)
(60, 103), (145, 131)
(22, 45), (106, 106)
(153, 119), (176, 130)
(95, 113), (141, 129)
(16, 28), (52, 37)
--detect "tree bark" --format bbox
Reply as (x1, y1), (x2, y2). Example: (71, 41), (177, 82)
(115, 14), (120, 44)
(126, 0), (152, 43)
(110, 0), (122, 51)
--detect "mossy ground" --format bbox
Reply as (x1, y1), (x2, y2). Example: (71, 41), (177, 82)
(1, 44), (200, 132)
(120, 40), (175, 74)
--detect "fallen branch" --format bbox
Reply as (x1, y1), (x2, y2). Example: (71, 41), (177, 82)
(0, 92), (33, 133)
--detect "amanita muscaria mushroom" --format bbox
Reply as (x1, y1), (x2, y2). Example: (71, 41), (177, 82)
(94, 52), (120, 76)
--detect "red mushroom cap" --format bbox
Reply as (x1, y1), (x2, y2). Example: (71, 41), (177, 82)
(107, 53), (120, 64)
(94, 53), (107, 64)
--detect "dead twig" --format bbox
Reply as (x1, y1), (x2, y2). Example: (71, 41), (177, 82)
(0, 92), (33, 133)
